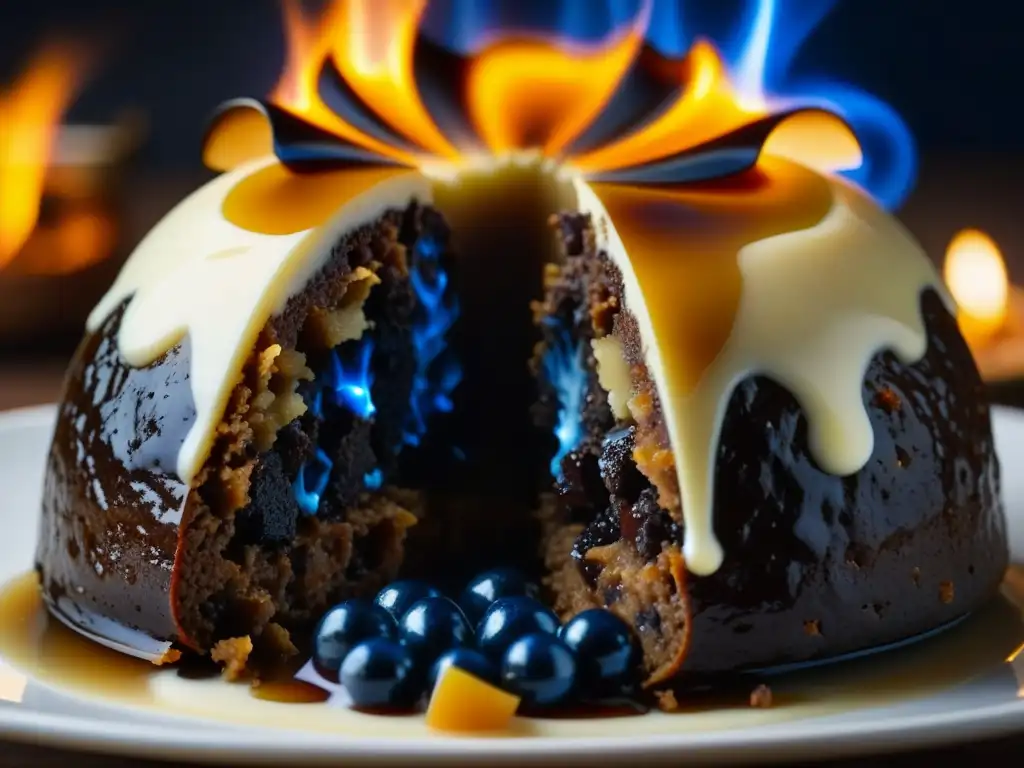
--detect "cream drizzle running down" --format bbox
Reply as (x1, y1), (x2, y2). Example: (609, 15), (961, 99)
(86, 158), (432, 486)
(575, 158), (951, 576)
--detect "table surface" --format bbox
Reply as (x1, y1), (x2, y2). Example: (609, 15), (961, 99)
(2, 153), (1024, 765)
(0, 735), (1021, 768)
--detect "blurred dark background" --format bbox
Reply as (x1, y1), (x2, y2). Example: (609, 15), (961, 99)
(0, 0), (1021, 399)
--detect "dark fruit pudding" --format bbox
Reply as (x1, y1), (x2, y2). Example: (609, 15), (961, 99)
(35, 2), (1007, 721)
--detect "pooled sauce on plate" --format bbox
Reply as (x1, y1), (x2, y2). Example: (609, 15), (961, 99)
(0, 570), (1022, 738)
(170, 654), (330, 704)
(251, 679), (331, 704)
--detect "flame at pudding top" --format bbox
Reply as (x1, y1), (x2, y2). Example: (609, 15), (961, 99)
(205, 0), (871, 187)
(463, 3), (651, 156)
(0, 42), (87, 268)
(319, 0), (458, 159)
(266, 0), (422, 166)
(570, 39), (761, 173)
(943, 228), (1008, 343)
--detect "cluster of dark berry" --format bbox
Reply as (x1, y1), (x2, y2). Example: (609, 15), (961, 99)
(310, 568), (641, 711)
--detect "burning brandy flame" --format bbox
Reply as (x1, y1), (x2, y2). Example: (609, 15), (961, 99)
(330, 0), (457, 158)
(263, 0), (861, 176)
(0, 42), (86, 268)
(571, 39), (758, 171)
(464, 3), (650, 156)
(944, 228), (1009, 346)
(271, 0), (419, 164)
(273, 0), (454, 163)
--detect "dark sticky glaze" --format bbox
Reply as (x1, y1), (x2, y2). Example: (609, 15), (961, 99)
(676, 290), (1006, 673)
(36, 302), (194, 643)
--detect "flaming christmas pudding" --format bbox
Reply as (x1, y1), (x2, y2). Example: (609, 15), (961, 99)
(36, 0), (1007, 710)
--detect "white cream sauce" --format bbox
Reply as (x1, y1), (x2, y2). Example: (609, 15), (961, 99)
(575, 172), (951, 575)
(87, 158), (431, 485)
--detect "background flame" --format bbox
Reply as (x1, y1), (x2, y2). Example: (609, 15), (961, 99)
(944, 228), (1009, 344)
(0, 43), (86, 269)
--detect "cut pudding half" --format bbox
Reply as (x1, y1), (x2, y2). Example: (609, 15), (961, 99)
(536, 164), (1005, 686)
(38, 165), (461, 665)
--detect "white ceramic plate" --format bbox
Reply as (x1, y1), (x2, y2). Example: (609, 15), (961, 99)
(0, 404), (1022, 766)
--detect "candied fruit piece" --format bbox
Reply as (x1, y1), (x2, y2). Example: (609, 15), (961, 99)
(211, 636), (253, 681)
(425, 665), (521, 733)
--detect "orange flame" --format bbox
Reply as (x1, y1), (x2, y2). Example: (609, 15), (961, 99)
(571, 40), (758, 171)
(253, 1), (862, 176)
(328, 0), (457, 158)
(271, 0), (330, 113)
(465, 2), (650, 156)
(943, 228), (1009, 347)
(270, 0), (420, 164)
(0, 43), (85, 268)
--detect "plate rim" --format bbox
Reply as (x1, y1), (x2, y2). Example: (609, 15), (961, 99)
(0, 403), (56, 429)
(1, 402), (1023, 764)
(0, 694), (1023, 766)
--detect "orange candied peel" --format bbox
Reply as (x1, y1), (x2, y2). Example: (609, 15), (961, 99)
(425, 665), (521, 734)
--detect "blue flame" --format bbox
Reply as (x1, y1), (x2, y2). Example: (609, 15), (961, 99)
(729, 0), (916, 209)
(541, 320), (588, 479)
(327, 338), (377, 420)
(647, 0), (916, 210)
(292, 338), (378, 515)
(289, 235), (461, 514)
(364, 468), (383, 490)
(402, 236), (461, 448)
(294, 447), (334, 515)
